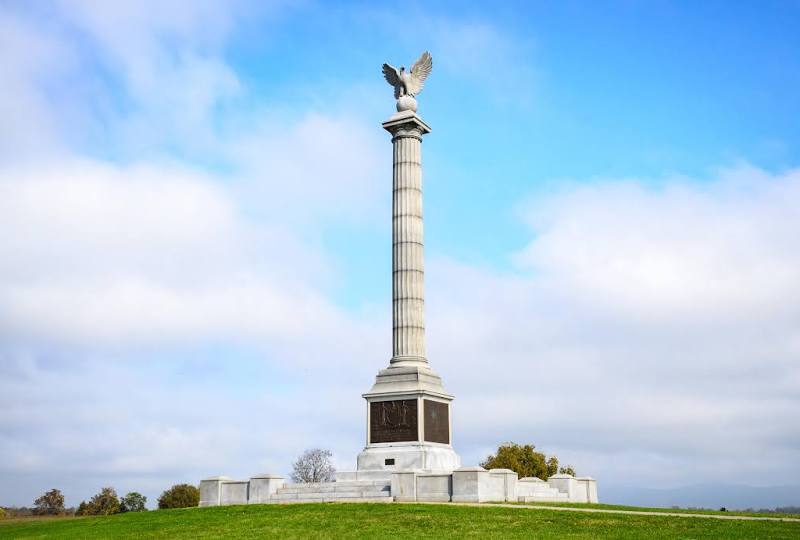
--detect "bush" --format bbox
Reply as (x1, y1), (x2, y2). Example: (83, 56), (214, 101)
(75, 501), (89, 516)
(158, 484), (200, 509)
(559, 465), (576, 476)
(83, 487), (121, 516)
(33, 488), (65, 516)
(0, 507), (6, 520)
(120, 492), (147, 512)
(480, 442), (568, 480)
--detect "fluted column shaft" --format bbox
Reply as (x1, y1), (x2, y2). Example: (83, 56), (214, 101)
(383, 114), (431, 365)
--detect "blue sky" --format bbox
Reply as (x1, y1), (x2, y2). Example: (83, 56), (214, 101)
(1, 0), (800, 509)
(222, 0), (800, 300)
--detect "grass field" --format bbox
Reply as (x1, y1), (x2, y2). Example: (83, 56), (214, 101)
(1, 503), (799, 539)
(518, 501), (800, 519)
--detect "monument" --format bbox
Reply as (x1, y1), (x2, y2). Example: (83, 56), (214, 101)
(199, 52), (598, 506)
(343, 51), (461, 478)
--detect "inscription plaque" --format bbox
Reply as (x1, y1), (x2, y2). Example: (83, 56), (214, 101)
(370, 399), (418, 443)
(423, 399), (449, 444)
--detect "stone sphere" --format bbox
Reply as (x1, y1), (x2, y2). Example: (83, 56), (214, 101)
(396, 95), (418, 113)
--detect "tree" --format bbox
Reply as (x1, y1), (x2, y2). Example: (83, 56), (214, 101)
(33, 488), (65, 516)
(291, 448), (336, 483)
(157, 484), (200, 509)
(120, 492), (147, 512)
(84, 487), (120, 516)
(480, 442), (562, 480)
(559, 465), (577, 476)
(0, 507), (6, 520)
(75, 501), (89, 516)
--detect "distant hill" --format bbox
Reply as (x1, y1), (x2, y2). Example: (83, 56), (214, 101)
(602, 483), (800, 511)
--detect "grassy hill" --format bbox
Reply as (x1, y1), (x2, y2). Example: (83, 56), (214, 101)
(1, 503), (799, 539)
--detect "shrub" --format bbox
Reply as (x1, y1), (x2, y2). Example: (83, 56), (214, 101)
(559, 465), (576, 476)
(85, 487), (120, 516)
(33, 488), (65, 516)
(480, 442), (566, 480)
(120, 492), (147, 512)
(158, 484), (200, 509)
(75, 501), (89, 516)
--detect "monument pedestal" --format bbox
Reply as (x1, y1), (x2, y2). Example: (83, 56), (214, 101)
(348, 364), (460, 479)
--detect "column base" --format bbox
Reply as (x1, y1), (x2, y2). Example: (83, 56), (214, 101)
(364, 364), (453, 399)
(357, 443), (461, 473)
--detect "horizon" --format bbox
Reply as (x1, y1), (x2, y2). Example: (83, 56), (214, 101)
(1, 0), (799, 509)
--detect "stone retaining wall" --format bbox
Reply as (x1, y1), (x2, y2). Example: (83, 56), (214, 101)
(199, 469), (598, 506)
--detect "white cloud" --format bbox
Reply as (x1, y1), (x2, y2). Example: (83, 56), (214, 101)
(0, 159), (332, 345)
(0, 0), (385, 349)
(427, 165), (800, 487)
(514, 165), (800, 324)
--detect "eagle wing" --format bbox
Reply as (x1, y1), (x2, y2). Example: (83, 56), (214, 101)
(407, 51), (432, 96)
(382, 63), (402, 99)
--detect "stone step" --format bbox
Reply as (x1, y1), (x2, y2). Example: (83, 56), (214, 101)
(281, 480), (389, 489)
(518, 493), (570, 503)
(278, 483), (390, 495)
(271, 491), (392, 502)
(278, 485), (389, 492)
(265, 496), (394, 504)
(275, 491), (392, 499)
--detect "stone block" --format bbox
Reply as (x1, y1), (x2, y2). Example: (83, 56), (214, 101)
(199, 476), (230, 507)
(547, 473), (579, 501)
(391, 471), (417, 502)
(576, 477), (599, 503)
(488, 468), (518, 502)
(248, 474), (284, 504)
(415, 473), (452, 502)
(417, 474), (452, 502)
(220, 480), (248, 505)
(335, 471), (359, 482)
(451, 466), (491, 503)
(486, 474), (505, 502)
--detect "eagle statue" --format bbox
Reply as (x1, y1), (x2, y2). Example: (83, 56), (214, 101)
(382, 51), (433, 101)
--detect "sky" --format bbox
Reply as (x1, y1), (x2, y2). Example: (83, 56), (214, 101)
(1, 0), (799, 509)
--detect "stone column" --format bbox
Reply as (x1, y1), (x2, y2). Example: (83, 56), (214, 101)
(356, 108), (460, 477)
(383, 111), (431, 366)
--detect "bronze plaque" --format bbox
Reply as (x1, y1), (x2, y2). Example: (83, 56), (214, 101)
(370, 399), (418, 443)
(424, 400), (449, 444)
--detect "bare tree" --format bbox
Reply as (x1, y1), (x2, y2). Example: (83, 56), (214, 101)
(291, 448), (336, 483)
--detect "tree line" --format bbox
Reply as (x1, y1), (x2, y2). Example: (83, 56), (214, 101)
(0, 484), (200, 518)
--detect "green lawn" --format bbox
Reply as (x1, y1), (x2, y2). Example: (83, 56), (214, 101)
(518, 501), (800, 519)
(1, 503), (799, 539)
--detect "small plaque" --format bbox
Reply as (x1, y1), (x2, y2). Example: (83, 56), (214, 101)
(424, 399), (449, 444)
(370, 399), (418, 443)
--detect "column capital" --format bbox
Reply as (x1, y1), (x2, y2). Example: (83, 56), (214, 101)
(383, 110), (431, 139)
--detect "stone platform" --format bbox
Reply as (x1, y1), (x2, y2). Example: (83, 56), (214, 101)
(199, 469), (598, 506)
